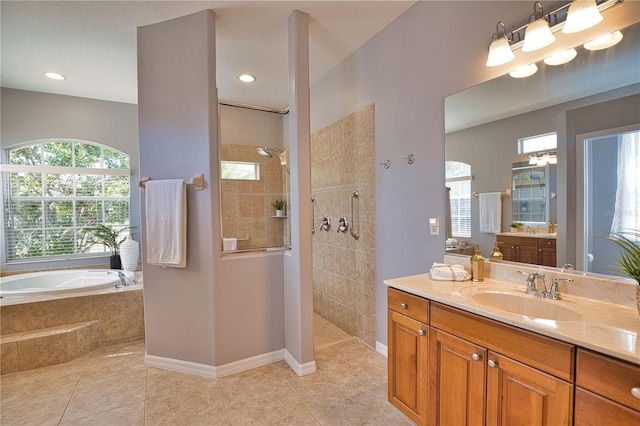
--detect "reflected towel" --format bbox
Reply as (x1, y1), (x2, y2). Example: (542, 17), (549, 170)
(145, 179), (187, 268)
(479, 192), (502, 234)
(430, 263), (471, 281)
(223, 238), (237, 251)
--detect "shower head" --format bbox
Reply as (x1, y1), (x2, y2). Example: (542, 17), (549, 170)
(257, 147), (274, 158)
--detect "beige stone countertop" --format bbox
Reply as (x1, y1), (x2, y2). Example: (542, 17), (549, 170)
(384, 273), (639, 365)
(496, 232), (557, 239)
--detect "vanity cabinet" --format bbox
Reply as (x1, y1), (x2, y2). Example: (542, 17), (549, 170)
(575, 349), (640, 425)
(538, 238), (557, 267)
(496, 235), (556, 266)
(387, 288), (429, 424)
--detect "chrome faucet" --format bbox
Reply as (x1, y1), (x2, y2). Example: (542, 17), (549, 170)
(109, 270), (128, 288)
(520, 272), (545, 296)
(547, 277), (574, 300)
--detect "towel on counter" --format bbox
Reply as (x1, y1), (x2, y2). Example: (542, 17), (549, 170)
(223, 238), (237, 251)
(479, 192), (502, 234)
(145, 179), (187, 268)
(430, 263), (471, 281)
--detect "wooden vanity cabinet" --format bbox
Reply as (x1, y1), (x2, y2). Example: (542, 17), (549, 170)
(538, 238), (557, 267)
(575, 349), (640, 425)
(496, 235), (556, 266)
(387, 288), (429, 424)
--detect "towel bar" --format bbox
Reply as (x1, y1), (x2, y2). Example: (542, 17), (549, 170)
(472, 189), (511, 198)
(138, 174), (204, 191)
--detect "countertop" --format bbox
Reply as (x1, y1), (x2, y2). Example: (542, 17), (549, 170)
(496, 232), (557, 239)
(384, 273), (639, 365)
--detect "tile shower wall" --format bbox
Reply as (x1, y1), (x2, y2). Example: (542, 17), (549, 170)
(311, 104), (376, 347)
(220, 144), (286, 250)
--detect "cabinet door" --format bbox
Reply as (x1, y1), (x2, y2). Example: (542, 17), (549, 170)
(517, 244), (539, 264)
(429, 328), (486, 426)
(486, 352), (573, 425)
(575, 387), (640, 425)
(388, 310), (429, 424)
(497, 241), (517, 261)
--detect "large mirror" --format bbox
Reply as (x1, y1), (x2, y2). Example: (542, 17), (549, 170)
(445, 20), (640, 276)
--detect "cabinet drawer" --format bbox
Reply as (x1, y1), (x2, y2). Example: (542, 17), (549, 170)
(430, 302), (574, 381)
(576, 349), (640, 410)
(575, 387), (640, 425)
(538, 238), (556, 249)
(496, 235), (537, 248)
(388, 288), (429, 324)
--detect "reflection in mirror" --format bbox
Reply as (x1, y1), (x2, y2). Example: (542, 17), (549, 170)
(445, 21), (640, 276)
(511, 161), (556, 226)
(219, 104), (290, 252)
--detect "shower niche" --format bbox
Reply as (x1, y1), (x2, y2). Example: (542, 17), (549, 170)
(219, 104), (290, 252)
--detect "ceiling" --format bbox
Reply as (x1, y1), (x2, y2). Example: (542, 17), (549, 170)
(1, 0), (415, 110)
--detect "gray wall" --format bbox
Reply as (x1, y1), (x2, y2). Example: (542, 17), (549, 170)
(0, 88), (140, 272)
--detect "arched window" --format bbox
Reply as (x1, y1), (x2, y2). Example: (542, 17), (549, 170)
(2, 139), (130, 261)
(446, 161), (472, 238)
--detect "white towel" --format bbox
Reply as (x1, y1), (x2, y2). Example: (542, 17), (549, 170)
(430, 263), (470, 281)
(223, 238), (237, 251)
(145, 179), (187, 268)
(479, 192), (502, 234)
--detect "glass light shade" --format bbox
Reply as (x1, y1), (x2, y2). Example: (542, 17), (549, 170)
(509, 63), (538, 78)
(529, 155), (539, 165)
(584, 31), (623, 51)
(238, 74), (256, 82)
(549, 155), (558, 165)
(44, 72), (66, 80)
(522, 18), (556, 52)
(563, 0), (603, 34)
(486, 37), (515, 67)
(544, 48), (578, 66)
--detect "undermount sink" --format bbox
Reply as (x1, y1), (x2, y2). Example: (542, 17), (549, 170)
(471, 292), (583, 321)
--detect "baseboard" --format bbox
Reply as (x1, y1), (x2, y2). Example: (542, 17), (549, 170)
(145, 348), (285, 379)
(284, 349), (317, 376)
(376, 341), (388, 358)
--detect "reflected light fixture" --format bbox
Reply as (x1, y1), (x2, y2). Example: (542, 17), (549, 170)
(238, 74), (256, 83)
(543, 48), (578, 66)
(509, 63), (538, 78)
(528, 151), (557, 166)
(44, 72), (66, 81)
(522, 1), (556, 52)
(486, 21), (515, 67)
(584, 30), (623, 50)
(562, 0), (603, 34)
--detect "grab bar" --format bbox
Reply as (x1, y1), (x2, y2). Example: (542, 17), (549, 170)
(311, 197), (315, 234)
(350, 191), (360, 240)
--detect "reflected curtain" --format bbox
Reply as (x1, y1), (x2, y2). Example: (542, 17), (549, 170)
(611, 131), (639, 239)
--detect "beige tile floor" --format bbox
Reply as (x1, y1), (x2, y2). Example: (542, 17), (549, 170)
(1, 315), (412, 425)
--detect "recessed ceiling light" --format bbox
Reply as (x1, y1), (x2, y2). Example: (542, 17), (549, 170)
(509, 63), (538, 79)
(44, 72), (66, 81)
(239, 74), (256, 83)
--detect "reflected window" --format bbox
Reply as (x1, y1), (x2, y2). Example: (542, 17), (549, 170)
(512, 164), (548, 224)
(518, 132), (557, 154)
(221, 161), (260, 180)
(446, 161), (472, 238)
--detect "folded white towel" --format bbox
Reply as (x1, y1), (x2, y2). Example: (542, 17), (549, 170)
(479, 192), (502, 234)
(223, 238), (237, 251)
(145, 179), (187, 268)
(430, 263), (471, 281)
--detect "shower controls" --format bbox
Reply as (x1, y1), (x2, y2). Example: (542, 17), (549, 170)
(337, 217), (349, 233)
(320, 216), (331, 231)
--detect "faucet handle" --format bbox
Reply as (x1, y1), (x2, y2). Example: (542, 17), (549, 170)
(548, 277), (574, 300)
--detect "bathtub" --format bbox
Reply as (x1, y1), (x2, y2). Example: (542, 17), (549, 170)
(0, 270), (136, 297)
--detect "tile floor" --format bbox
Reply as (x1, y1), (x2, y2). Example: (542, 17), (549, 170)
(1, 315), (412, 425)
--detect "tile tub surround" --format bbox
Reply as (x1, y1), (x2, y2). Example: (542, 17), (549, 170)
(312, 104), (377, 347)
(1, 275), (144, 374)
(0, 315), (412, 425)
(385, 260), (639, 365)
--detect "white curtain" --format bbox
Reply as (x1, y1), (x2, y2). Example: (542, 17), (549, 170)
(611, 131), (640, 239)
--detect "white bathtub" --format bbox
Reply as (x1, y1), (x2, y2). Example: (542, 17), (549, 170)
(0, 270), (135, 296)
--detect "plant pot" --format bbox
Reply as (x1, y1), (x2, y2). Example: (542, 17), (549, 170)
(275, 209), (285, 217)
(110, 254), (122, 270)
(510, 227), (517, 233)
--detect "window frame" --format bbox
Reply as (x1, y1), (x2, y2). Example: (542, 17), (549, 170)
(446, 161), (472, 239)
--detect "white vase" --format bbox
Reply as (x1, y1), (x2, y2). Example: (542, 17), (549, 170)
(119, 235), (139, 272)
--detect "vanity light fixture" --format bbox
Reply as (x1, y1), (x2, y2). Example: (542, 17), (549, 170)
(543, 48), (578, 65)
(238, 74), (256, 83)
(563, 0), (603, 34)
(509, 63), (538, 78)
(486, 21), (515, 67)
(583, 30), (623, 50)
(528, 151), (557, 166)
(522, 2), (556, 52)
(44, 72), (66, 81)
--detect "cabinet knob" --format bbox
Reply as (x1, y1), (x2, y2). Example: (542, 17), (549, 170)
(418, 329), (426, 336)
(472, 353), (482, 361)
(632, 387), (640, 399)
(487, 359), (498, 368)
(400, 303), (408, 309)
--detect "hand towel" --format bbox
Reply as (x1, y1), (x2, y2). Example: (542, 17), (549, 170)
(479, 192), (502, 234)
(145, 179), (187, 267)
(430, 263), (471, 281)
(223, 238), (237, 251)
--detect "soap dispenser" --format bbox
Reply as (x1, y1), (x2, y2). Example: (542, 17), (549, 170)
(490, 242), (503, 261)
(471, 244), (485, 282)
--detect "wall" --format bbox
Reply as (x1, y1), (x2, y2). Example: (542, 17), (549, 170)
(0, 88), (140, 273)
(311, 104), (376, 347)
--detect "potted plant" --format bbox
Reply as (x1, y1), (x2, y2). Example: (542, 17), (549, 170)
(84, 224), (136, 269)
(602, 230), (640, 314)
(272, 199), (286, 217)
(510, 222), (525, 232)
